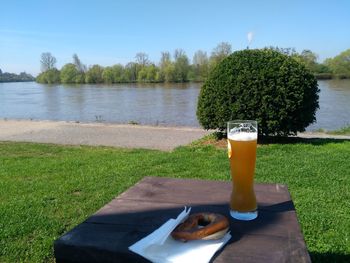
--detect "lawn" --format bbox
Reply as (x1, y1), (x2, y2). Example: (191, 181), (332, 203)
(0, 139), (349, 262)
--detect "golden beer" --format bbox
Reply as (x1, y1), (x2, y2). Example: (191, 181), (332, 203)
(227, 121), (258, 220)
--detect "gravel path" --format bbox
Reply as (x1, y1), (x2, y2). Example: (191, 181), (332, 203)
(0, 120), (211, 151)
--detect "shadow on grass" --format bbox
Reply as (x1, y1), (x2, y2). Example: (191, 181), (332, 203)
(258, 136), (350, 146)
(310, 252), (350, 263)
(212, 131), (349, 146)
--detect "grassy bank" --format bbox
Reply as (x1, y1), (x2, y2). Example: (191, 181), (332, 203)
(314, 73), (350, 80)
(314, 125), (350, 136)
(0, 140), (350, 262)
(328, 125), (350, 135)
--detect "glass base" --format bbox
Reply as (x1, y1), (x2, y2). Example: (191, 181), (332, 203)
(230, 209), (258, 221)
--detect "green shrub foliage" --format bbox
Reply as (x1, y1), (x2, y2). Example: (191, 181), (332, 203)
(197, 49), (319, 135)
(36, 68), (60, 84)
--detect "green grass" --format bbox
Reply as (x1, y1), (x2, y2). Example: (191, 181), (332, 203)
(0, 140), (350, 262)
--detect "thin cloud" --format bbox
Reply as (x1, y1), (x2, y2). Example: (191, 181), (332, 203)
(247, 31), (254, 45)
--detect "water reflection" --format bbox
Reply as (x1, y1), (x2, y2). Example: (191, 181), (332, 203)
(0, 80), (349, 130)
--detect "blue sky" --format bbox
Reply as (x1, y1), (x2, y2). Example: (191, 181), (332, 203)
(1, 0), (349, 76)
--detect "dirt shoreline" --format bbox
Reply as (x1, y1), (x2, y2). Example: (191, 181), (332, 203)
(0, 119), (211, 151)
(0, 119), (349, 150)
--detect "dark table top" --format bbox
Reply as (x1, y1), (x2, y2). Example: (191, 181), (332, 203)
(54, 176), (311, 263)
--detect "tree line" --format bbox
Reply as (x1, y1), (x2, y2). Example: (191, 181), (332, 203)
(36, 42), (232, 84)
(0, 69), (34, 82)
(269, 47), (350, 79)
(36, 44), (350, 84)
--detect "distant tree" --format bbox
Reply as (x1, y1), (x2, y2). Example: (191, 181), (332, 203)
(19, 72), (31, 79)
(267, 47), (331, 76)
(300, 50), (318, 63)
(135, 52), (150, 67)
(40, 52), (57, 72)
(46, 69), (61, 84)
(209, 42), (232, 68)
(60, 63), (83, 83)
(146, 64), (158, 82)
(193, 50), (209, 67)
(72, 53), (86, 73)
(174, 49), (186, 60)
(137, 67), (148, 82)
(174, 49), (190, 82)
(158, 51), (172, 82)
(314, 64), (331, 74)
(0, 70), (35, 82)
(137, 64), (158, 82)
(292, 49), (319, 72)
(102, 64), (125, 83)
(163, 63), (176, 82)
(85, 65), (104, 83)
(324, 49), (350, 77)
(123, 62), (138, 82)
(36, 68), (60, 84)
(111, 64), (125, 82)
(35, 72), (45, 83)
(102, 66), (114, 83)
(160, 52), (171, 67)
(193, 50), (209, 81)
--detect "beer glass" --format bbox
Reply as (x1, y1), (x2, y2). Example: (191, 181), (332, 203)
(227, 120), (258, 220)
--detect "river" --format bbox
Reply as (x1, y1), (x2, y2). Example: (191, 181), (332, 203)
(0, 80), (349, 130)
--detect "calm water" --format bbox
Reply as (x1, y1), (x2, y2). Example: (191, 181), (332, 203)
(0, 80), (349, 130)
(309, 80), (350, 130)
(0, 82), (201, 127)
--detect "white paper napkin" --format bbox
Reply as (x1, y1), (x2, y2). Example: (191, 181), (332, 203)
(129, 207), (231, 263)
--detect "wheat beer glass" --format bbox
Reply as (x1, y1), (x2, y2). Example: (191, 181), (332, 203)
(227, 120), (258, 220)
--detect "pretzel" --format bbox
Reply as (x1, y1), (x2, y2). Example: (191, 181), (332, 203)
(171, 213), (229, 241)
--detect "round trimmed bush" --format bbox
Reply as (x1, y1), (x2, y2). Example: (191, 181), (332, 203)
(196, 49), (319, 136)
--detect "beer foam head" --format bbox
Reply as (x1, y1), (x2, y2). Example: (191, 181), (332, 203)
(228, 131), (257, 141)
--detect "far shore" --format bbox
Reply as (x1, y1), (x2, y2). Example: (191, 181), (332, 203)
(1, 75), (349, 85)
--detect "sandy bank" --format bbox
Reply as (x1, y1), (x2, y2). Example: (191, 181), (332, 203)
(0, 119), (211, 151)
